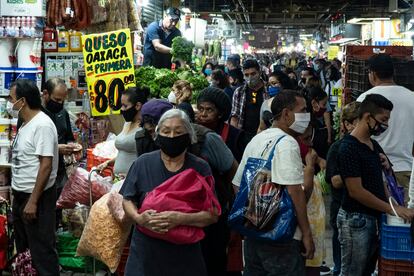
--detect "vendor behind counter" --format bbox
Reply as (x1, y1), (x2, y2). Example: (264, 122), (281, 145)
(143, 7), (182, 69)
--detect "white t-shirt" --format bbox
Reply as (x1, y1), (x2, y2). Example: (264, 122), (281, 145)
(232, 127), (304, 240)
(12, 112), (58, 193)
(357, 85), (414, 172)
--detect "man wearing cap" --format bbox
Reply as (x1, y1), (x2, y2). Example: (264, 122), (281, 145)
(143, 8), (182, 69)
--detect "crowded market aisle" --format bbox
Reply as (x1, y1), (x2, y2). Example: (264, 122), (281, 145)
(1, 0), (414, 275)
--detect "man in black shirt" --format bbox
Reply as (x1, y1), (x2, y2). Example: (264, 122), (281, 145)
(325, 101), (360, 276)
(230, 59), (268, 144)
(337, 94), (414, 276)
(42, 79), (75, 190)
(143, 7), (182, 69)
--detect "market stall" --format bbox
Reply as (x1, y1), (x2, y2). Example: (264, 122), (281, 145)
(0, 0), (214, 273)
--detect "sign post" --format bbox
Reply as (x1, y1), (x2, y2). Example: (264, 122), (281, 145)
(82, 29), (136, 117)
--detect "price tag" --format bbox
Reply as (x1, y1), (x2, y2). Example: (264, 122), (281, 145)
(82, 29), (136, 117)
(332, 87), (343, 108)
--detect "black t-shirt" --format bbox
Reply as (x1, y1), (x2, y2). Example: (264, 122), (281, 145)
(120, 150), (212, 276)
(325, 137), (345, 204)
(338, 135), (387, 218)
(243, 86), (264, 135)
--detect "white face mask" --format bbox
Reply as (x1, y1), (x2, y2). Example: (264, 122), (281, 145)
(289, 112), (311, 134)
(6, 101), (20, 118)
(168, 91), (177, 104)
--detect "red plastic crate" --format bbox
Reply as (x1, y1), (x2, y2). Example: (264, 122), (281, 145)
(86, 149), (113, 177)
(379, 257), (414, 276)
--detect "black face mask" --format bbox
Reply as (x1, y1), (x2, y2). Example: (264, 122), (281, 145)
(46, 99), (64, 113)
(156, 133), (191, 158)
(368, 116), (388, 136)
(121, 106), (138, 122)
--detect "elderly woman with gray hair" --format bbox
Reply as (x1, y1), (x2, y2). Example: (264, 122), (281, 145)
(120, 109), (219, 276)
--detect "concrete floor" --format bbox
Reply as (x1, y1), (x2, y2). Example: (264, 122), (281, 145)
(324, 194), (335, 270)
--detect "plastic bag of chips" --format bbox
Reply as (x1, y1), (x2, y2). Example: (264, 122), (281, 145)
(76, 194), (130, 273)
(107, 191), (126, 223)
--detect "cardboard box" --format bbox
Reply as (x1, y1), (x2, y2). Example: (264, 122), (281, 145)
(0, 0), (46, 17)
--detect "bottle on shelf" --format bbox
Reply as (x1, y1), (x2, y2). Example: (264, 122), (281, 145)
(43, 27), (58, 52)
(29, 17), (36, 38)
(69, 30), (82, 52)
(5, 17), (15, 37)
(58, 30), (70, 52)
(0, 18), (5, 38)
(12, 17), (19, 38)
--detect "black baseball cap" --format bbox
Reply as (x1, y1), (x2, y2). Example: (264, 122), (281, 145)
(166, 7), (181, 20)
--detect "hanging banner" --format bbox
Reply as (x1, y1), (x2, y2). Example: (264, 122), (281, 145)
(327, 46), (339, 60)
(82, 29), (135, 117)
(332, 87), (343, 108)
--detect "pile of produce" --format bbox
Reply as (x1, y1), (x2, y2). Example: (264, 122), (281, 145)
(171, 37), (195, 64)
(135, 67), (209, 102)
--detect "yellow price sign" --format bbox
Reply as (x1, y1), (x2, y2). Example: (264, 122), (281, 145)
(328, 46), (339, 60)
(82, 29), (136, 117)
(332, 87), (343, 108)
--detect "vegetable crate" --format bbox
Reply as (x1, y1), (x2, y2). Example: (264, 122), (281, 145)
(379, 258), (414, 276)
(381, 216), (414, 261)
(86, 149), (113, 177)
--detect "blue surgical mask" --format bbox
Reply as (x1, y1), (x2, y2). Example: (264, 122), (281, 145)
(268, 86), (281, 97)
(313, 63), (320, 72)
(224, 67), (229, 74)
(204, 68), (212, 76)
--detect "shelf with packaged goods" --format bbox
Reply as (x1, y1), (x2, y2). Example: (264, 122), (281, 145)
(45, 52), (83, 57)
(0, 37), (42, 40)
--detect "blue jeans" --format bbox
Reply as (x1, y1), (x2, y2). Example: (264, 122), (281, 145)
(243, 239), (305, 276)
(336, 209), (378, 276)
(330, 201), (341, 275)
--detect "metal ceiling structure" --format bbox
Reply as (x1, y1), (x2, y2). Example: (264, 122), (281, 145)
(187, 0), (412, 31)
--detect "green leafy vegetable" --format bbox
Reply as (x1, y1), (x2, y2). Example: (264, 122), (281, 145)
(135, 67), (209, 101)
(171, 37), (195, 64)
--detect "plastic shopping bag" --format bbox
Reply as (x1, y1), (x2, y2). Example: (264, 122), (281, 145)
(228, 135), (297, 242)
(138, 168), (221, 244)
(57, 168), (112, 209)
(244, 170), (283, 230)
(11, 249), (37, 276)
(384, 169), (405, 206)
